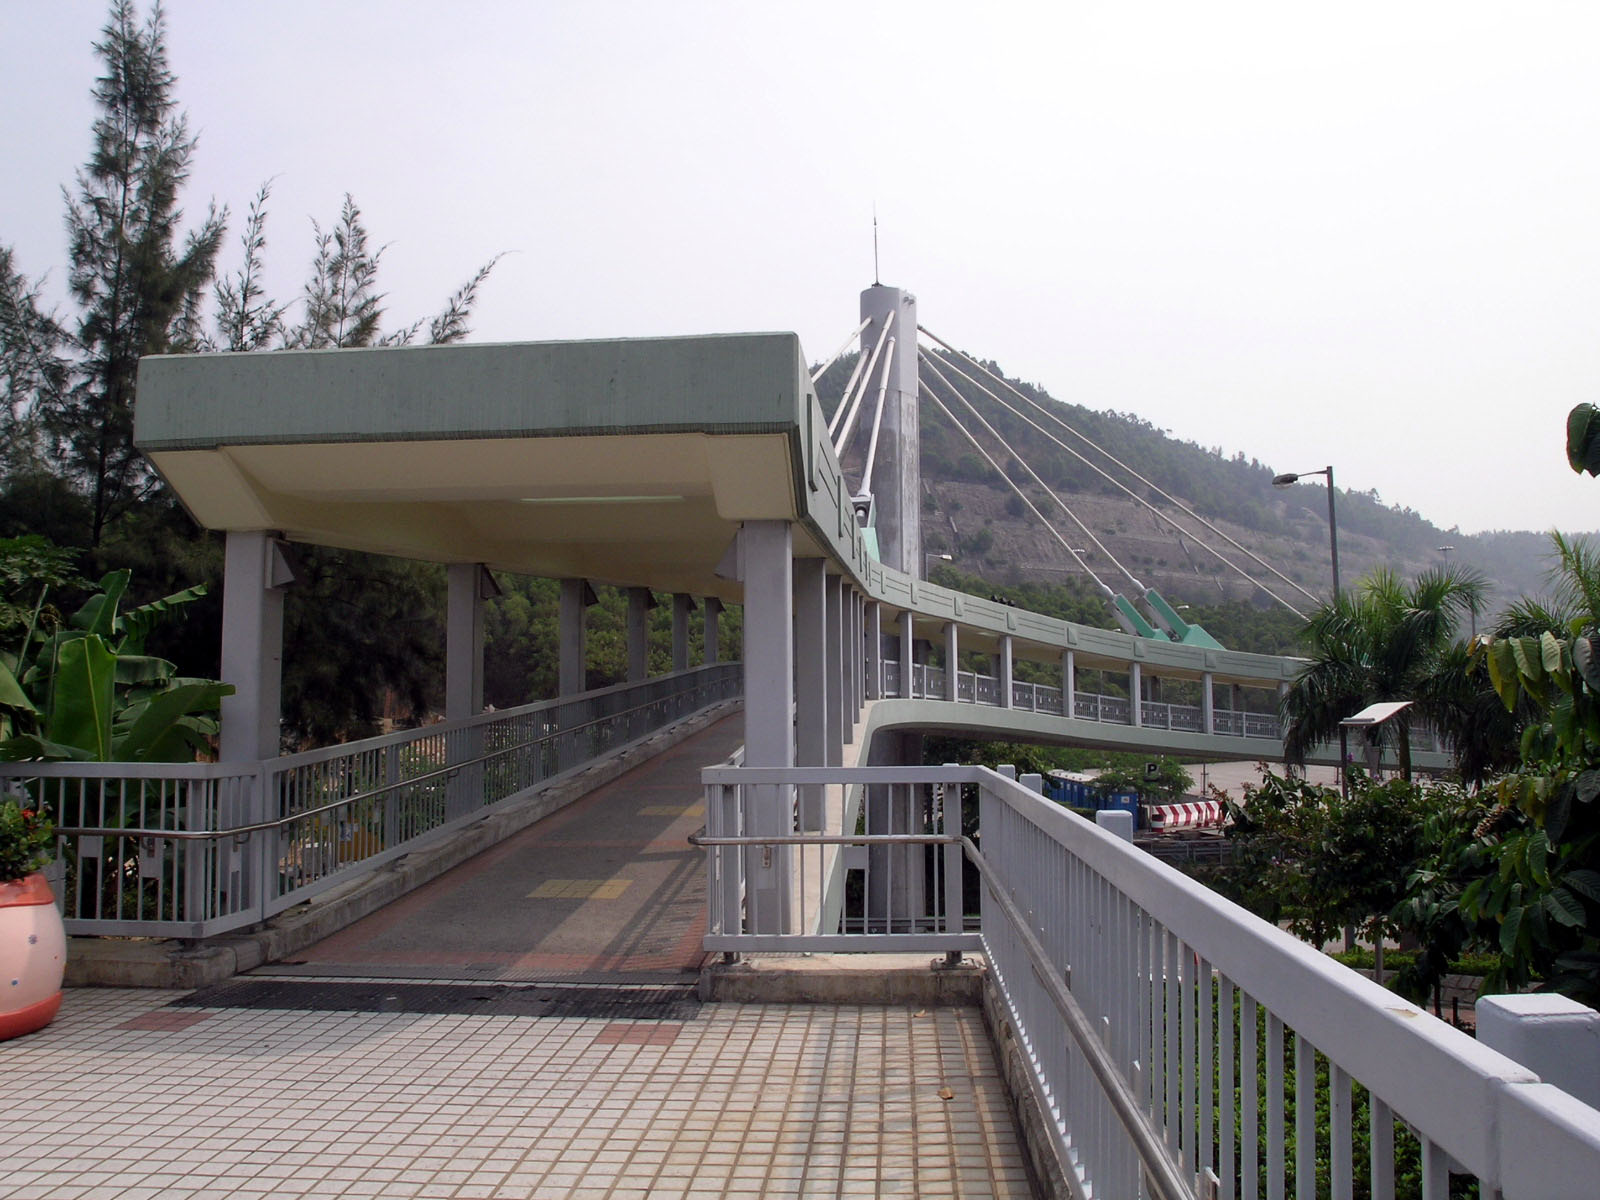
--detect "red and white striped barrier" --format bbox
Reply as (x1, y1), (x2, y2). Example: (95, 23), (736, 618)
(1146, 800), (1224, 831)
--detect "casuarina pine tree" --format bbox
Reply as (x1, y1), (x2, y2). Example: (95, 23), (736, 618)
(56, 0), (226, 549)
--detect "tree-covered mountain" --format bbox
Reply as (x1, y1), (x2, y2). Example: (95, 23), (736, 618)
(820, 348), (1565, 622)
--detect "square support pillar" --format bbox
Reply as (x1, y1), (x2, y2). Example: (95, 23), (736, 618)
(824, 575), (846, 761)
(704, 597), (722, 665)
(1203, 672), (1216, 735)
(446, 563), (488, 722)
(220, 530), (289, 763)
(848, 591), (862, 722)
(793, 559), (829, 830)
(741, 521), (795, 933)
(626, 587), (652, 683)
(558, 578), (592, 697)
(999, 635), (1014, 709)
(900, 612), (916, 699)
(672, 593), (694, 672)
(1130, 661), (1143, 727)
(1063, 650), (1076, 719)
(865, 601), (882, 700)
(943, 622), (959, 702)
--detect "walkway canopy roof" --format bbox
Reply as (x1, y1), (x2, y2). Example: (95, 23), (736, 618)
(135, 334), (818, 601)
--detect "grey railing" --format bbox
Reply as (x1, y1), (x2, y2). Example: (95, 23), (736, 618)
(877, 662), (1280, 738)
(2, 663), (741, 937)
(697, 764), (1600, 1200)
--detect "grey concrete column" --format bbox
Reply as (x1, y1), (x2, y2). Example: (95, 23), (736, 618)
(672, 593), (693, 672)
(704, 597), (722, 665)
(943, 622), (959, 702)
(1203, 672), (1216, 735)
(446, 563), (487, 722)
(1000, 635), (1014, 709)
(1130, 662), (1143, 727)
(220, 530), (288, 762)
(865, 601), (882, 700)
(824, 575), (845, 761)
(558, 578), (590, 696)
(849, 592), (863, 720)
(793, 559), (829, 830)
(742, 521), (795, 933)
(1063, 650), (1076, 719)
(626, 587), (651, 683)
(900, 612), (915, 698)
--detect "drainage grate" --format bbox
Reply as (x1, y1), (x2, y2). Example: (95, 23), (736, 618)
(169, 980), (701, 1021)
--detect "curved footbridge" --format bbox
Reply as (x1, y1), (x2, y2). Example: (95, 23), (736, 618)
(132, 330), (1362, 772)
(7, 333), (1541, 1200)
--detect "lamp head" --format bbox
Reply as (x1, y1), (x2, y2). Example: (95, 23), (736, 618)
(1272, 473), (1299, 488)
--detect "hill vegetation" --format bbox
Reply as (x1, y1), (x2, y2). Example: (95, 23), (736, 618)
(820, 349), (1562, 620)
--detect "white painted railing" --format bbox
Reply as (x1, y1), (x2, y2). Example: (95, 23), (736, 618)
(697, 764), (1600, 1200)
(1, 663), (741, 938)
(880, 662), (1281, 739)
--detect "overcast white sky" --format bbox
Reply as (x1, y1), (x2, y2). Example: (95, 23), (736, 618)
(5, 1), (1598, 535)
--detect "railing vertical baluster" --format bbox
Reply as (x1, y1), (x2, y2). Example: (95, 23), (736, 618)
(1369, 1096), (1394, 1200)
(1241, 995), (1258, 1200)
(943, 784), (961, 936)
(1220, 976), (1236, 1200)
(1199, 955), (1214, 1188)
(1420, 1141), (1449, 1200)
(1329, 1065), (1352, 1200)
(1182, 940), (1197, 1179)
(1295, 1035), (1316, 1200)
(1166, 930), (1180, 1151)
(1267, 1015), (1285, 1200)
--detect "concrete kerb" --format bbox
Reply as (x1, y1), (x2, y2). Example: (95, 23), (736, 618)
(698, 951), (985, 1006)
(64, 698), (743, 990)
(979, 969), (1075, 1200)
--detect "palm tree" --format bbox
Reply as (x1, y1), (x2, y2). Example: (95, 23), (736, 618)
(1282, 566), (1486, 781)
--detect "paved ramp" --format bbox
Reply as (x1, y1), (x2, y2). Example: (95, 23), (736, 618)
(274, 713), (744, 982)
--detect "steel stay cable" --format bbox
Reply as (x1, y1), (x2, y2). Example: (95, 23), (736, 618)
(921, 350), (1137, 590)
(810, 317), (870, 384)
(924, 345), (1307, 619)
(833, 308), (895, 451)
(859, 335), (896, 490)
(921, 352), (1131, 593)
(824, 347), (871, 440)
(919, 325), (1318, 611)
(920, 382), (1116, 599)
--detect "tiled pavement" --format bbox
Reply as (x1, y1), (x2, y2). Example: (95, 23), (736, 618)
(0, 985), (1037, 1199)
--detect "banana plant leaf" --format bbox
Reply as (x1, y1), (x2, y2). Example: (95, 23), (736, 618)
(44, 635), (117, 760)
(114, 680), (234, 762)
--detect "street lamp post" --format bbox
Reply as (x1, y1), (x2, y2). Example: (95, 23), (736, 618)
(924, 552), (953, 578)
(1272, 465), (1339, 597)
(1274, 465), (1346, 793)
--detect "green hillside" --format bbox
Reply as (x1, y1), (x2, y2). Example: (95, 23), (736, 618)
(819, 348), (1564, 622)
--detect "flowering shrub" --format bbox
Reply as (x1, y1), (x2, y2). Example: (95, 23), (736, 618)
(0, 798), (53, 882)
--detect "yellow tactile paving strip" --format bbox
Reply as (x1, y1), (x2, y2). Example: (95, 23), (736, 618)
(0, 988), (1038, 1199)
(527, 878), (634, 901)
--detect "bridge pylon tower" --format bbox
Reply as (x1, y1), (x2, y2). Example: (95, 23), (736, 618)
(858, 285), (921, 576)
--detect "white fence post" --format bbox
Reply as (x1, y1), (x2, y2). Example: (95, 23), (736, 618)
(1477, 994), (1600, 1111)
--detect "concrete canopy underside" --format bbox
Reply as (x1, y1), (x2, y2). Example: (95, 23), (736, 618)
(136, 334), (812, 602)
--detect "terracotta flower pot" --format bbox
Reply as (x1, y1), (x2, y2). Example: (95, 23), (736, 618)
(0, 872), (66, 1040)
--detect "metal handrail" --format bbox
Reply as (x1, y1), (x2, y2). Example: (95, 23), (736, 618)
(689, 831), (958, 847)
(52, 687), (729, 844)
(688, 789), (1192, 1200)
(963, 833), (1193, 1200)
